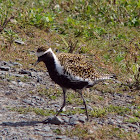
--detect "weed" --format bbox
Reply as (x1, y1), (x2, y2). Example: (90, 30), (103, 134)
(106, 105), (130, 115)
(90, 108), (106, 117)
(53, 129), (62, 135)
(65, 108), (85, 116)
(66, 92), (83, 105)
(37, 86), (62, 100)
(10, 106), (55, 116)
(90, 105), (131, 118)
(64, 123), (139, 139)
(0, 1), (140, 138)
(3, 28), (18, 48)
(125, 117), (140, 123)
(64, 124), (88, 138)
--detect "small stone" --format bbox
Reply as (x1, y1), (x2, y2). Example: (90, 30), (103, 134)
(43, 126), (51, 132)
(23, 99), (32, 105)
(127, 123), (140, 129)
(78, 116), (86, 123)
(18, 82), (26, 87)
(0, 71), (7, 75)
(34, 131), (53, 137)
(11, 81), (18, 85)
(37, 77), (42, 83)
(9, 73), (24, 77)
(29, 51), (35, 55)
(11, 61), (22, 66)
(55, 136), (67, 139)
(0, 75), (5, 79)
(6, 63), (14, 67)
(29, 82), (36, 86)
(116, 119), (122, 124)
(5, 91), (12, 96)
(108, 120), (115, 125)
(37, 72), (44, 76)
(69, 117), (79, 125)
(19, 70), (31, 76)
(15, 39), (25, 45)
(62, 116), (69, 123)
(9, 85), (16, 89)
(0, 66), (10, 71)
(54, 104), (60, 108)
(29, 138), (35, 140)
(78, 105), (93, 110)
(31, 72), (37, 77)
(43, 116), (63, 125)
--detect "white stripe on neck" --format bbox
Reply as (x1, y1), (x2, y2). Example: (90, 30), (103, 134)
(37, 48), (64, 75)
(36, 48), (52, 57)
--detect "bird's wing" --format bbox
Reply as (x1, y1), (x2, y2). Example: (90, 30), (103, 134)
(57, 53), (99, 80)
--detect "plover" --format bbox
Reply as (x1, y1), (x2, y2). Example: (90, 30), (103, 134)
(34, 46), (116, 121)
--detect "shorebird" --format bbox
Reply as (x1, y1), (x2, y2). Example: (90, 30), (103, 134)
(34, 46), (116, 121)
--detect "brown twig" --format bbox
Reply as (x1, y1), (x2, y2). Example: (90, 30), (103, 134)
(0, 16), (14, 32)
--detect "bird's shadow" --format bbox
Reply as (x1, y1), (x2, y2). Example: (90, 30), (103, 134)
(0, 120), (43, 127)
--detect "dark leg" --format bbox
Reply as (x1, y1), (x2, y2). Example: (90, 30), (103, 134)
(56, 88), (66, 116)
(42, 88), (66, 124)
(78, 90), (89, 121)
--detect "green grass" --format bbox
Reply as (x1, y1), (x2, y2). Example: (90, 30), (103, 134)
(125, 117), (140, 123)
(53, 128), (62, 135)
(66, 91), (83, 105)
(10, 106), (55, 116)
(3, 74), (30, 82)
(37, 86), (62, 99)
(1, 0), (140, 87)
(90, 105), (131, 117)
(65, 108), (85, 116)
(0, 0), (140, 139)
(64, 123), (140, 140)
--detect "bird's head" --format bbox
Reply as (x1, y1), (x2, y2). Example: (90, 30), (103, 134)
(34, 46), (51, 66)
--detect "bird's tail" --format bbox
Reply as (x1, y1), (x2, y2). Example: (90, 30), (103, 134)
(98, 74), (117, 81)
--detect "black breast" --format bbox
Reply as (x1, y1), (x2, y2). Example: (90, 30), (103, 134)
(42, 52), (89, 90)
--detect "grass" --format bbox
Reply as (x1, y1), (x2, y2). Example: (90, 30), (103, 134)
(2, 73), (31, 82)
(64, 123), (140, 140)
(37, 85), (62, 99)
(9, 106), (55, 116)
(90, 105), (131, 118)
(125, 117), (140, 123)
(0, 0), (140, 139)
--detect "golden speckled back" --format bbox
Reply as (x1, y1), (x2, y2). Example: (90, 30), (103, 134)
(57, 53), (100, 80)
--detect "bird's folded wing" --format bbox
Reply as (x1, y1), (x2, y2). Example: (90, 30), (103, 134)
(58, 53), (99, 80)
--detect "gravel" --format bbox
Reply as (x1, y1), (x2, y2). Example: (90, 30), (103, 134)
(0, 60), (139, 139)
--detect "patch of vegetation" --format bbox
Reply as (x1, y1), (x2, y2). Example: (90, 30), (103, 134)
(125, 117), (140, 123)
(0, 0), (140, 138)
(0, 0), (140, 90)
(65, 108), (85, 116)
(90, 105), (131, 117)
(53, 128), (62, 135)
(3, 74), (30, 82)
(90, 107), (107, 117)
(10, 106), (55, 116)
(66, 91), (83, 105)
(106, 105), (131, 115)
(37, 86), (62, 100)
(64, 124), (140, 139)
(64, 124), (88, 138)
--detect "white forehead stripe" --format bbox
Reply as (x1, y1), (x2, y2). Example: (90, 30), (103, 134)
(36, 48), (52, 57)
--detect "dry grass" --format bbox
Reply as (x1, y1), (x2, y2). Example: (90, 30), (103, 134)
(64, 122), (140, 140)
(0, 0), (140, 139)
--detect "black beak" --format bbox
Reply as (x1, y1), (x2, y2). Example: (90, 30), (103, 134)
(34, 60), (39, 66)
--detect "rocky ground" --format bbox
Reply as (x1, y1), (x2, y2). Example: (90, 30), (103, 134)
(0, 60), (139, 140)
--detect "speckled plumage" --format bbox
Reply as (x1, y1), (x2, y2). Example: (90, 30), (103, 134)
(58, 53), (99, 80)
(35, 47), (116, 121)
